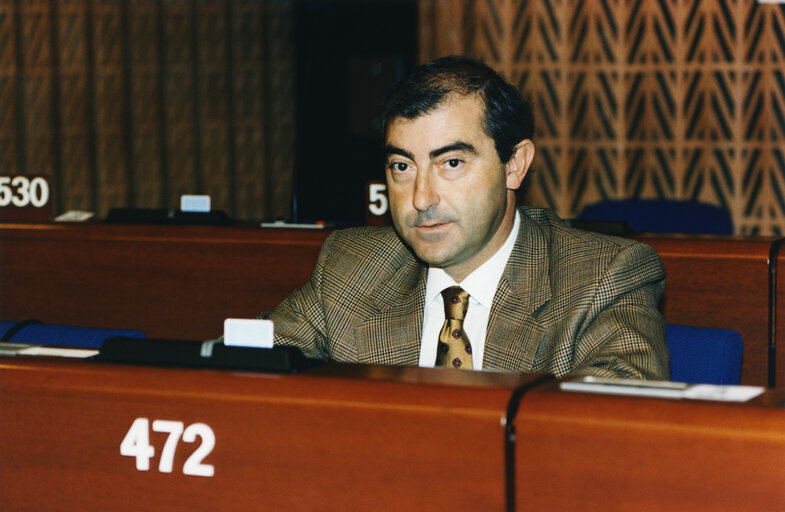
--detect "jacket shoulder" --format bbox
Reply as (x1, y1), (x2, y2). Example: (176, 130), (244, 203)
(323, 225), (408, 262)
(519, 206), (662, 265)
(317, 226), (418, 287)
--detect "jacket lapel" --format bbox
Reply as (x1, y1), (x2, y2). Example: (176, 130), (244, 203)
(484, 212), (551, 372)
(354, 255), (426, 366)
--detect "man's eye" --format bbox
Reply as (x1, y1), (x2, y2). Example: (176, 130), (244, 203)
(389, 162), (409, 172)
(446, 159), (462, 168)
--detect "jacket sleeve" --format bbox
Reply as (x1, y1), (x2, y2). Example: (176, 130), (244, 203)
(261, 232), (336, 359)
(567, 242), (670, 380)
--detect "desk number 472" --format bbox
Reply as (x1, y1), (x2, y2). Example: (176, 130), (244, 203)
(120, 418), (215, 477)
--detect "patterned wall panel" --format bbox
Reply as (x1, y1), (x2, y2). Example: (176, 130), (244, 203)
(19, 1), (56, 190)
(0, 0), (295, 220)
(0, 2), (17, 175)
(56, 0), (92, 212)
(419, 0), (785, 235)
(128, 0), (163, 210)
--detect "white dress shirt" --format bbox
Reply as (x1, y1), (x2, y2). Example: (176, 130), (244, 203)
(418, 211), (521, 369)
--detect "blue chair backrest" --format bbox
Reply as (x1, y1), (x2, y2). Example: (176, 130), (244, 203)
(578, 199), (734, 235)
(666, 324), (742, 385)
(0, 321), (146, 349)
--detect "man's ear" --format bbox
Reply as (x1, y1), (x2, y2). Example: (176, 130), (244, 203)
(505, 139), (535, 191)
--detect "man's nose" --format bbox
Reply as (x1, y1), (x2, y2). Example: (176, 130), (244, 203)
(412, 170), (439, 212)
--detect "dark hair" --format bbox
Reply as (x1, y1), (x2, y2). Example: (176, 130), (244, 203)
(381, 55), (534, 163)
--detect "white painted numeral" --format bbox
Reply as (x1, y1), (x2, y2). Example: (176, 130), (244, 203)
(120, 418), (155, 471)
(0, 177), (11, 207)
(0, 176), (50, 208)
(152, 420), (184, 473)
(182, 423), (216, 477)
(121, 418), (215, 477)
(10, 176), (30, 207)
(368, 183), (388, 216)
(29, 177), (50, 207)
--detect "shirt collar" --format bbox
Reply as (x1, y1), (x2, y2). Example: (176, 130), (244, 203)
(425, 210), (521, 307)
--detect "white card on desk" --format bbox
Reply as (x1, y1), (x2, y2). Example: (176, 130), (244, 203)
(180, 194), (211, 213)
(223, 318), (274, 348)
(560, 376), (766, 403)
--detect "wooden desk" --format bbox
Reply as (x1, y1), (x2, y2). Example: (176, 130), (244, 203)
(515, 382), (785, 511)
(639, 235), (777, 386)
(774, 240), (785, 388)
(1, 223), (781, 386)
(3, 354), (784, 511)
(0, 355), (540, 511)
(0, 223), (330, 340)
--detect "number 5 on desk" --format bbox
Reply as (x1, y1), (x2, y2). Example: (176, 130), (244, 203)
(120, 418), (215, 477)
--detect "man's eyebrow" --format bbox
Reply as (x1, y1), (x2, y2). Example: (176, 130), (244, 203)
(384, 145), (414, 161)
(384, 141), (478, 161)
(430, 141), (477, 160)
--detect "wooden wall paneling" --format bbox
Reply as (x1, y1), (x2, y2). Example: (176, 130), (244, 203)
(418, 0), (785, 235)
(161, 0), (197, 211)
(232, 1), (265, 222)
(129, 0), (164, 209)
(0, 1), (296, 221)
(261, 0), (296, 221)
(513, 0), (568, 213)
(0, 1), (19, 175)
(19, 0), (56, 188)
(417, 0), (471, 63)
(196, 0), (229, 214)
(94, 0), (128, 216)
(568, 1), (624, 212)
(57, 0), (93, 213)
(746, 5), (785, 235)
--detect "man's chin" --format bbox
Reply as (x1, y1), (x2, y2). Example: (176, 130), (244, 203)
(408, 242), (454, 268)
(394, 225), (455, 263)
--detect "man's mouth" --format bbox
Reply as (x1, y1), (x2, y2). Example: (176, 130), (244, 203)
(415, 221), (452, 233)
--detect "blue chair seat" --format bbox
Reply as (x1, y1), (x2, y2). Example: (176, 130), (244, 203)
(578, 199), (734, 235)
(666, 324), (743, 385)
(0, 321), (145, 349)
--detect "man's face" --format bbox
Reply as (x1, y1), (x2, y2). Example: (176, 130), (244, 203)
(385, 93), (519, 282)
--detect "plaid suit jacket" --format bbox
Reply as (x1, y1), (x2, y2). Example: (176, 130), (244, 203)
(267, 207), (669, 379)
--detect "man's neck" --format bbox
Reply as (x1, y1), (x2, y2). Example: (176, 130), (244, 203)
(445, 203), (519, 283)
(434, 209), (521, 287)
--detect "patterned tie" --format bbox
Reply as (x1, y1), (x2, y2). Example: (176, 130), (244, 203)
(435, 286), (473, 369)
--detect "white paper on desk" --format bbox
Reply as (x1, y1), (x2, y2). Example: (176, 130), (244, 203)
(18, 346), (99, 358)
(560, 377), (688, 399)
(560, 377), (766, 402)
(54, 210), (95, 222)
(683, 384), (765, 402)
(223, 318), (274, 348)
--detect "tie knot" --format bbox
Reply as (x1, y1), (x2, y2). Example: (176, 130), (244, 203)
(441, 286), (469, 321)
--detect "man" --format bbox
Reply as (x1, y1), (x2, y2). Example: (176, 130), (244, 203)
(265, 56), (669, 379)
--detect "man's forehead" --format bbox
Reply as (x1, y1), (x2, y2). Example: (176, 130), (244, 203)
(385, 95), (488, 151)
(387, 92), (483, 125)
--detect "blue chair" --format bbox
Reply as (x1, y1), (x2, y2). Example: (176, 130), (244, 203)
(666, 324), (743, 385)
(0, 321), (146, 349)
(578, 199), (734, 235)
